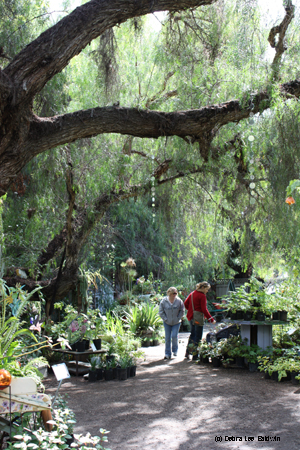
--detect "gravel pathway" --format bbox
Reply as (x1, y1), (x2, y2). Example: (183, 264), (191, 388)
(44, 328), (300, 450)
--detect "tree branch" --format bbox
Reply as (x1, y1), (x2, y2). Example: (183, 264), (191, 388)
(2, 0), (216, 104)
(25, 79), (300, 154)
(268, 1), (295, 80)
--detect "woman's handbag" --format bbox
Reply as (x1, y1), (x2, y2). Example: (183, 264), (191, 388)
(191, 293), (204, 326)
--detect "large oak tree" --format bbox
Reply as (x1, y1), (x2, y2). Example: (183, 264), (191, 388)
(0, 0), (298, 311)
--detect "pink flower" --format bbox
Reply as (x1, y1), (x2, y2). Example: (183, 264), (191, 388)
(69, 321), (79, 333)
(81, 325), (87, 334)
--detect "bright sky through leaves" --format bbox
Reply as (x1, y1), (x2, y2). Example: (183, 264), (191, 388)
(49, 0), (299, 25)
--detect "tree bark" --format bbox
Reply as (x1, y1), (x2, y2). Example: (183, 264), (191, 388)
(0, 0), (298, 195)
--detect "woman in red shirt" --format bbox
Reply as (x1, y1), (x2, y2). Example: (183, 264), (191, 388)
(184, 281), (215, 359)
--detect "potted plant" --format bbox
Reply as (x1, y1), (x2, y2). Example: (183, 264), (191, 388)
(258, 353), (294, 381)
(105, 341), (116, 362)
(96, 357), (105, 380)
(209, 341), (223, 367)
(103, 360), (113, 381)
(242, 345), (264, 372)
(187, 342), (199, 360)
(88, 356), (98, 382)
(223, 286), (251, 321)
(142, 337), (152, 347)
(198, 340), (210, 363)
(151, 332), (159, 346)
(118, 357), (128, 381)
(227, 336), (248, 367)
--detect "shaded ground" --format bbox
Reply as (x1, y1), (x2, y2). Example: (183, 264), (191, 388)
(44, 329), (300, 450)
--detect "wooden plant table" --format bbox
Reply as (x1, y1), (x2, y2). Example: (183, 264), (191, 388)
(52, 348), (106, 376)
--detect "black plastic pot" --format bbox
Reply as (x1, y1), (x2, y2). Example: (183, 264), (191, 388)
(279, 310), (288, 321)
(271, 371), (291, 382)
(230, 311), (237, 320)
(243, 311), (253, 321)
(236, 310), (244, 320)
(118, 368), (128, 381)
(106, 355), (115, 363)
(104, 368), (113, 381)
(215, 314), (223, 323)
(264, 371), (271, 379)
(152, 339), (159, 346)
(71, 342), (78, 351)
(272, 311), (280, 320)
(142, 340), (151, 347)
(200, 354), (209, 363)
(93, 338), (102, 350)
(212, 357), (221, 368)
(96, 368), (103, 380)
(130, 365), (136, 377)
(88, 370), (98, 382)
(77, 340), (87, 352)
(236, 357), (244, 367)
(248, 362), (259, 372)
(291, 372), (300, 385)
(255, 311), (265, 321)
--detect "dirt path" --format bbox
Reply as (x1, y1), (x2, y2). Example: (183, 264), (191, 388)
(44, 330), (300, 450)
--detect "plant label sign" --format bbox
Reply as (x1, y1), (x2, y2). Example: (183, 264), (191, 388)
(90, 342), (97, 351)
(52, 363), (71, 381)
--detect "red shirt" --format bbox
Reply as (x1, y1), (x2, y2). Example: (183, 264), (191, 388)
(184, 290), (214, 323)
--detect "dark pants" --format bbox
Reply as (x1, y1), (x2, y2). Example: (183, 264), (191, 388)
(186, 321), (203, 356)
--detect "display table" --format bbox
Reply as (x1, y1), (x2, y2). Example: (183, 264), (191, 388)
(0, 377), (52, 434)
(224, 320), (288, 349)
(52, 348), (106, 376)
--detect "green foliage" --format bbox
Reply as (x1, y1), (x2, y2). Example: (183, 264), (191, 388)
(124, 302), (163, 337)
(0, 279), (43, 361)
(3, 0), (300, 292)
(7, 395), (110, 450)
(258, 355), (300, 381)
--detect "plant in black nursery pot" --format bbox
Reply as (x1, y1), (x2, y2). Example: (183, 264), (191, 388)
(88, 357), (98, 382)
(104, 360), (114, 381)
(118, 357), (128, 381)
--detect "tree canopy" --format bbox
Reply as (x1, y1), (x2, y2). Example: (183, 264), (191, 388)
(1, 0), (300, 311)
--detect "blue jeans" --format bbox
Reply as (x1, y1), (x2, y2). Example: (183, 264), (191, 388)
(163, 322), (181, 357)
(188, 321), (203, 348)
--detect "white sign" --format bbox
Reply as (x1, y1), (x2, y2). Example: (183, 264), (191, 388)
(90, 342), (97, 351)
(52, 363), (71, 381)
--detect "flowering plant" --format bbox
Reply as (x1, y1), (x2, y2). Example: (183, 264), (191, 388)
(66, 314), (90, 344)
